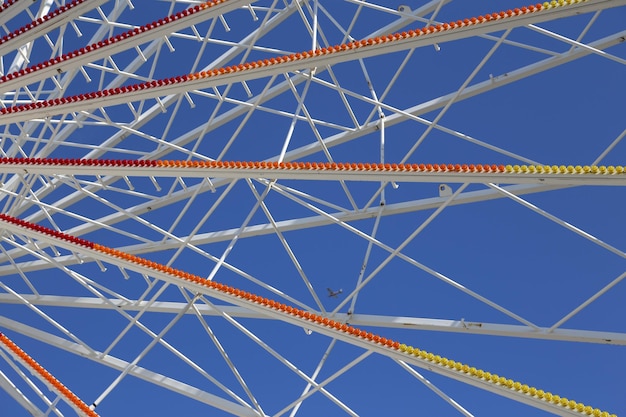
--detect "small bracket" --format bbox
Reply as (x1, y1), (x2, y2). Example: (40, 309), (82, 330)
(438, 184), (452, 197)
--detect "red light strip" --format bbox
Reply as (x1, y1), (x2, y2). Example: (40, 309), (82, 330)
(0, 1), (605, 123)
(0, 0), (246, 93)
(0, 212), (616, 416)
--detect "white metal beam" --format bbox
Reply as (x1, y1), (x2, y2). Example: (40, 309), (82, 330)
(80, 183), (569, 250)
(0, 345), (66, 417)
(0, 0), (304, 223)
(0, 0), (257, 93)
(0, 0), (109, 57)
(280, 29), (626, 163)
(1, 294), (624, 345)
(0, 367), (44, 417)
(0, 183), (566, 270)
(0, 317), (261, 417)
(3, 14), (623, 252)
(0, 220), (610, 414)
(0, 331), (97, 417)
(17, 25), (621, 242)
(3, 0), (625, 124)
(0, 0), (35, 30)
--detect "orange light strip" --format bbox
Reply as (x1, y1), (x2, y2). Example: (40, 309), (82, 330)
(0, 332), (99, 417)
(0, 157), (623, 176)
(0, 0), (598, 116)
(0, 212), (616, 416)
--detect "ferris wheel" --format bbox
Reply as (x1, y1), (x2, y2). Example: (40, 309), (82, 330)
(0, 0), (624, 416)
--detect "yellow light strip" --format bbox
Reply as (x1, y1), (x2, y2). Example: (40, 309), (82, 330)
(0, 212), (616, 416)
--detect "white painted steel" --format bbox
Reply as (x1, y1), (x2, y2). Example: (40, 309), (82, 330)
(3, 0), (626, 125)
(2, 294), (625, 345)
(0, 1), (624, 416)
(0, 0), (109, 57)
(0, 220), (596, 415)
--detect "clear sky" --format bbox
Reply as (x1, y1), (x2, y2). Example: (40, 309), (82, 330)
(0, 1), (625, 416)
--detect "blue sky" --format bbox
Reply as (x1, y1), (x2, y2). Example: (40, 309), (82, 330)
(0, 1), (625, 416)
